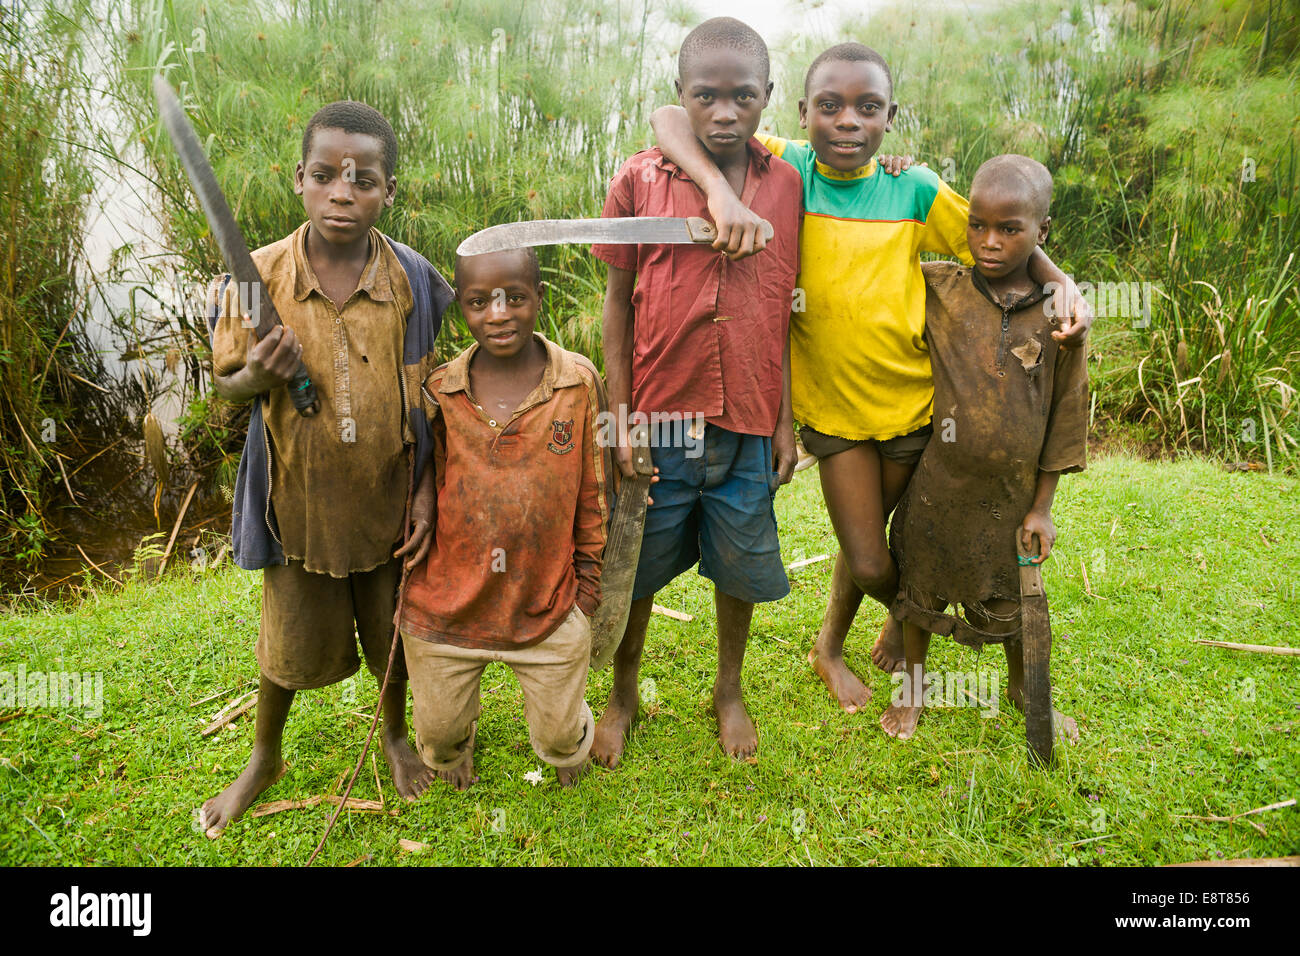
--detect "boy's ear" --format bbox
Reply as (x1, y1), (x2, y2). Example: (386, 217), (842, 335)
(762, 79), (773, 108)
(885, 102), (899, 132)
(797, 97), (808, 129)
(1038, 216), (1051, 245)
(294, 161), (305, 196)
(385, 174), (396, 208)
(674, 78), (684, 105)
(536, 280), (548, 299)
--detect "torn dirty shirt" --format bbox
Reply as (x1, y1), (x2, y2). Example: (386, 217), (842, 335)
(889, 260), (1088, 646)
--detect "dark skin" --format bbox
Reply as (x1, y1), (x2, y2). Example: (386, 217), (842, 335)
(402, 249), (591, 788)
(652, 57), (1094, 707)
(591, 52), (791, 767)
(881, 189), (1079, 743)
(201, 128), (435, 838)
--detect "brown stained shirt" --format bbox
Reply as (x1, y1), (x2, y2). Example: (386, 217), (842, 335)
(891, 261), (1088, 623)
(399, 335), (611, 651)
(211, 222), (414, 577)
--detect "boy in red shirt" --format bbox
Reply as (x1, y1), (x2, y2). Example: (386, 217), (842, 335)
(590, 17), (803, 765)
(398, 248), (609, 789)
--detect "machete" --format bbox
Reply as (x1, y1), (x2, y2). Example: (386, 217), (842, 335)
(457, 216), (774, 256)
(589, 421), (654, 670)
(1017, 533), (1054, 766)
(153, 75), (319, 416)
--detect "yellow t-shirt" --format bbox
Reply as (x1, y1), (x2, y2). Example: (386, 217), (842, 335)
(759, 135), (974, 440)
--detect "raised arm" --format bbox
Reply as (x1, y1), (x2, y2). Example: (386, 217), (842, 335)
(649, 105), (768, 259)
(1027, 247), (1092, 349)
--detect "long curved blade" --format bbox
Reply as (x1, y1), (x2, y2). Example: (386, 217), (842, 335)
(153, 75), (279, 339)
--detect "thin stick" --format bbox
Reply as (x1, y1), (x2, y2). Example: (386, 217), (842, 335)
(56, 454), (79, 505)
(1059, 833), (1116, 847)
(308, 453), (416, 867)
(786, 553), (831, 571)
(75, 545), (123, 587)
(189, 680), (255, 709)
(200, 694), (257, 737)
(1080, 557), (1105, 599)
(1193, 640), (1300, 656)
(157, 480), (199, 576)
(651, 604), (693, 622)
(1174, 798), (1295, 823)
(1166, 856), (1300, 868)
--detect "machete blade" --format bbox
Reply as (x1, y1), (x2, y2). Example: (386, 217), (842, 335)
(589, 422), (655, 670)
(153, 75), (319, 416)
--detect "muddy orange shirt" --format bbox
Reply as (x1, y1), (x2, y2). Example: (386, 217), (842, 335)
(591, 141), (802, 435)
(399, 336), (610, 650)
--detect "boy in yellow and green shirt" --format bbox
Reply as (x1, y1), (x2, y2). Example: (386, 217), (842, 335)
(651, 42), (1091, 716)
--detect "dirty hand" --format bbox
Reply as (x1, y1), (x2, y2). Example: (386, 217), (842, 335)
(877, 154), (921, 176)
(245, 325), (302, 392)
(394, 468), (435, 569)
(1019, 510), (1057, 564)
(612, 435), (659, 503)
(707, 190), (768, 260)
(1051, 277), (1093, 349)
(772, 423), (797, 486)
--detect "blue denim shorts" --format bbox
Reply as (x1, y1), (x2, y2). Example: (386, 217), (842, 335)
(631, 422), (789, 604)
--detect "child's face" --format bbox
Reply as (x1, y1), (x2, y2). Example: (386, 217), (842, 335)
(799, 60), (897, 173)
(295, 128), (395, 245)
(967, 189), (1050, 281)
(675, 49), (772, 165)
(456, 251), (543, 360)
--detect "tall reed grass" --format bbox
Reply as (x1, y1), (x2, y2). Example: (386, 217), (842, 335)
(0, 5), (98, 566)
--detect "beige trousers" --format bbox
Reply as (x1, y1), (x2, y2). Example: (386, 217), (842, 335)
(402, 605), (594, 770)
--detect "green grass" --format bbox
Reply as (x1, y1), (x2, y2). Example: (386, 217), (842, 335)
(2, 451), (1297, 865)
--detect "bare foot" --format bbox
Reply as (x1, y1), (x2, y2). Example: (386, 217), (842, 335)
(713, 685), (757, 759)
(879, 701), (922, 739)
(591, 688), (638, 769)
(556, 759), (589, 787)
(383, 734), (437, 801)
(869, 615), (905, 674)
(1005, 683), (1080, 744)
(436, 752), (475, 792)
(201, 755), (287, 838)
(808, 644), (871, 713)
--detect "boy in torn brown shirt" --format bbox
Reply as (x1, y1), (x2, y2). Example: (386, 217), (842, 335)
(882, 154), (1087, 742)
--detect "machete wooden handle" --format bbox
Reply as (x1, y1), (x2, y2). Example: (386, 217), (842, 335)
(1017, 532), (1054, 767)
(685, 216), (775, 245)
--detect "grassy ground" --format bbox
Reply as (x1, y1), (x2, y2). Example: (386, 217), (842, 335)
(1, 452), (1296, 866)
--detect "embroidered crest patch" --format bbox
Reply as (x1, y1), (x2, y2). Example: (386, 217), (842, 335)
(548, 418), (575, 455)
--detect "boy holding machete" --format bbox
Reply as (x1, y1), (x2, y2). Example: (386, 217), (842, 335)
(590, 17), (803, 765)
(201, 101), (453, 835)
(883, 155), (1085, 745)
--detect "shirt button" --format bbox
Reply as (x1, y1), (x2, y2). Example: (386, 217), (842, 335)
(489, 419), (498, 427)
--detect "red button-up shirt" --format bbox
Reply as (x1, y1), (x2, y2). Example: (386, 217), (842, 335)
(591, 140), (802, 436)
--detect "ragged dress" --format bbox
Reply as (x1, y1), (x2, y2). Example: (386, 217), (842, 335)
(889, 261), (1089, 646)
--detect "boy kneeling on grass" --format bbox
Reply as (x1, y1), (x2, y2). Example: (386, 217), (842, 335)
(396, 248), (610, 789)
(883, 155), (1087, 743)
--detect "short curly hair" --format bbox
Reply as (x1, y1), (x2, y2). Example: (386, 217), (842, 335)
(679, 17), (769, 84)
(804, 43), (893, 100)
(302, 101), (398, 179)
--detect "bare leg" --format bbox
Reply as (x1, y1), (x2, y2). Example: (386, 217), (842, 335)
(201, 674), (293, 837)
(379, 675), (437, 801)
(590, 595), (654, 769)
(880, 622), (930, 739)
(713, 588), (758, 759)
(812, 448), (917, 712)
